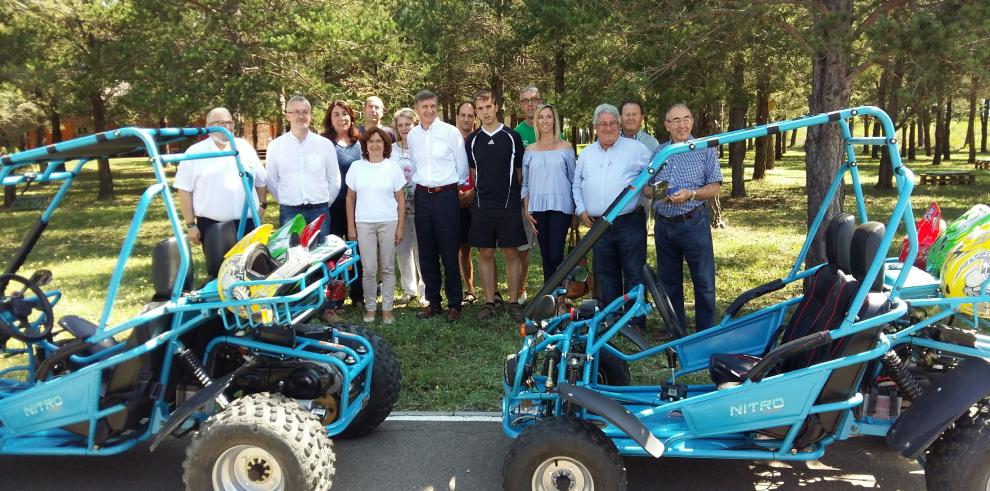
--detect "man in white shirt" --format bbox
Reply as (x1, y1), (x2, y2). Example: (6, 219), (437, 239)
(175, 107), (267, 249)
(408, 89), (469, 322)
(265, 95), (340, 241)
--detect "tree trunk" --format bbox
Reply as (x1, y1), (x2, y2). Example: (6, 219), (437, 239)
(753, 84), (770, 180)
(805, 1), (852, 268)
(780, 130), (788, 154)
(728, 61), (747, 198)
(933, 98), (944, 165)
(943, 98), (952, 160)
(861, 117), (871, 155)
(981, 97), (988, 153)
(966, 78), (977, 163)
(877, 59), (904, 190)
(922, 108), (932, 156)
(91, 93), (113, 201)
(775, 131), (783, 160)
(50, 111), (62, 143)
(900, 125), (907, 158)
(790, 127), (798, 148)
(908, 119), (916, 161)
(554, 44), (565, 95)
(872, 69), (889, 159)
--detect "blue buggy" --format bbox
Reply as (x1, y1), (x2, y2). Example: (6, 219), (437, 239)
(0, 127), (400, 489)
(501, 107), (990, 490)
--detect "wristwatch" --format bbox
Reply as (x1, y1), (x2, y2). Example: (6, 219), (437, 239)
(690, 190), (697, 201)
(186, 222), (197, 229)
(259, 202), (268, 209)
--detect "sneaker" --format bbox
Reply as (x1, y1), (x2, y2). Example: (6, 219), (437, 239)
(382, 312), (395, 324)
(507, 302), (525, 323)
(395, 294), (415, 305)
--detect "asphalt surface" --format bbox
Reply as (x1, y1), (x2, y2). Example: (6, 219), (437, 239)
(0, 416), (925, 490)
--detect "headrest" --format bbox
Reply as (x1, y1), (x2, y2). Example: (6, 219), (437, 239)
(152, 237), (194, 299)
(203, 221), (239, 278)
(850, 222), (886, 292)
(825, 213), (855, 273)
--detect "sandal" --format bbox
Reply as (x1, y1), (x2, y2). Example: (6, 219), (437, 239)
(507, 302), (525, 323)
(463, 291), (477, 305)
(476, 302), (497, 321)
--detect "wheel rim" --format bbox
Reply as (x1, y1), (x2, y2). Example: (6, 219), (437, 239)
(532, 456), (594, 491)
(212, 444), (285, 491)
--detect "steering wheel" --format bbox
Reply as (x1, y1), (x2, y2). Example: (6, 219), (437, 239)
(642, 265), (686, 339)
(0, 273), (55, 342)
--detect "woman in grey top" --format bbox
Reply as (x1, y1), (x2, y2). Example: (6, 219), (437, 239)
(521, 104), (577, 283)
(322, 100), (365, 310)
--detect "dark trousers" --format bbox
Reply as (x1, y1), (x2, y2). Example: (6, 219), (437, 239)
(328, 200), (363, 305)
(654, 205), (716, 331)
(196, 216), (256, 254)
(533, 210), (572, 283)
(592, 211), (646, 325)
(414, 187), (462, 309)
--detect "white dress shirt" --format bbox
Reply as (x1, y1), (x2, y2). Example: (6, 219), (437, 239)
(408, 119), (468, 187)
(265, 131), (340, 206)
(573, 137), (650, 217)
(174, 137), (266, 222)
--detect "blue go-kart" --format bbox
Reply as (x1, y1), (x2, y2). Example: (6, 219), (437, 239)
(502, 107), (990, 490)
(0, 127), (400, 489)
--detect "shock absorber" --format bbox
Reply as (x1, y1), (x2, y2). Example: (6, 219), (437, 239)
(881, 350), (922, 401)
(176, 344), (229, 408)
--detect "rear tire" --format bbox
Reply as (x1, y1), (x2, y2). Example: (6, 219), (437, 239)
(183, 392), (334, 490)
(333, 324), (401, 438)
(924, 403), (990, 491)
(503, 416), (626, 491)
(597, 349), (631, 386)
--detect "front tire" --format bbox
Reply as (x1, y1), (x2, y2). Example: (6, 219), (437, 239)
(333, 324), (401, 438)
(503, 416), (626, 491)
(183, 392), (335, 491)
(925, 402), (990, 491)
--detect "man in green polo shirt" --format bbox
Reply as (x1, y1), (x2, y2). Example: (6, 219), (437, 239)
(514, 86), (541, 146)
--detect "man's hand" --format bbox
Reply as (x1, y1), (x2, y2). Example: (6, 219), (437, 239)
(187, 225), (201, 245)
(580, 211), (595, 228)
(667, 189), (693, 205)
(458, 188), (475, 207)
(571, 215), (580, 230)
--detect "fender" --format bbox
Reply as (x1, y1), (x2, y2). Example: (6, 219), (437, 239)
(557, 383), (664, 458)
(149, 371), (237, 451)
(886, 357), (990, 459)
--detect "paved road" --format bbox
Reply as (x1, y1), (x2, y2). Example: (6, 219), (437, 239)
(0, 415), (924, 490)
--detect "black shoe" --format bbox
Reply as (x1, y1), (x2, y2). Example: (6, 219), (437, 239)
(446, 307), (462, 322)
(416, 305), (444, 319)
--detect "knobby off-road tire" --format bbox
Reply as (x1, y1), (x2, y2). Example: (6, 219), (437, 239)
(333, 324), (401, 438)
(182, 392), (335, 491)
(924, 401), (990, 491)
(503, 416), (626, 491)
(597, 350), (631, 386)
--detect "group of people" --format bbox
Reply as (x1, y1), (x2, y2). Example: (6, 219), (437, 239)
(175, 86), (722, 332)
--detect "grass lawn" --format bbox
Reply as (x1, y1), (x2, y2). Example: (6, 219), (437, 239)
(1, 130), (987, 411)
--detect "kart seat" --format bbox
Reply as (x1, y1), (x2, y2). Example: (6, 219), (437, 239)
(709, 213), (856, 385)
(203, 220), (239, 279)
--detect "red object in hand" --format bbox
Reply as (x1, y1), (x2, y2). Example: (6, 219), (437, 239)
(899, 201), (945, 269)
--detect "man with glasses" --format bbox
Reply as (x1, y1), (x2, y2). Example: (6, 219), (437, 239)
(573, 103), (651, 327)
(644, 103), (722, 332)
(266, 95), (340, 240)
(175, 107), (267, 250)
(513, 86), (546, 304)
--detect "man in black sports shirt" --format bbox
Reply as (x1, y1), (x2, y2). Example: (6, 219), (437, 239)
(464, 89), (527, 322)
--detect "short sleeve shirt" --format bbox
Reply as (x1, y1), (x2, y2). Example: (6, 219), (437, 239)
(174, 137), (266, 222)
(650, 139), (723, 217)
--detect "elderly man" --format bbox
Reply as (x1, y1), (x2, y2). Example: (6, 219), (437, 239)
(360, 95), (396, 142)
(465, 89), (527, 322)
(620, 100), (659, 153)
(645, 103), (723, 331)
(175, 107), (267, 249)
(573, 103), (651, 321)
(266, 95), (340, 240)
(408, 89), (469, 322)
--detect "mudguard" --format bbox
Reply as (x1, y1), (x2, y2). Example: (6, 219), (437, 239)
(619, 325), (651, 351)
(886, 357), (990, 459)
(557, 383), (664, 457)
(149, 371), (236, 451)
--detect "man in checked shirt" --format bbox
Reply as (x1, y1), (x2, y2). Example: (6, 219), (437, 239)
(644, 103), (723, 332)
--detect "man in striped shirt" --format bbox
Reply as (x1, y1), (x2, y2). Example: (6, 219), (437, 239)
(465, 89), (527, 322)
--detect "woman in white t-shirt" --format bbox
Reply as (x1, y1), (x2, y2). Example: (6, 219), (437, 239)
(346, 127), (407, 323)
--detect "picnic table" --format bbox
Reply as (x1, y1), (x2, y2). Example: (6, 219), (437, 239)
(976, 159), (990, 170)
(919, 170), (976, 185)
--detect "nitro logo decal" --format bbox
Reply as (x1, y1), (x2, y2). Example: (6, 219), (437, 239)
(730, 398), (784, 416)
(22, 396), (63, 417)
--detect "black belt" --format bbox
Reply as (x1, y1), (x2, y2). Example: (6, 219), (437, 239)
(292, 202), (329, 210)
(657, 204), (706, 223)
(416, 183), (458, 193)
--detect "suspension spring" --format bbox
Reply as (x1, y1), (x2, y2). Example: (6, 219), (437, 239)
(177, 345), (229, 408)
(881, 350), (923, 401)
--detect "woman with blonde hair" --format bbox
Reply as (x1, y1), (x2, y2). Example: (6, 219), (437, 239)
(391, 107), (425, 305)
(521, 103), (577, 283)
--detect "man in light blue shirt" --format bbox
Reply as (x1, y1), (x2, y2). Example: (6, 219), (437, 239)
(573, 103), (651, 321)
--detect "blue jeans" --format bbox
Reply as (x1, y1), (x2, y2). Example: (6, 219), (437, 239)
(532, 210), (572, 283)
(592, 211), (646, 324)
(654, 205), (716, 331)
(278, 204), (331, 243)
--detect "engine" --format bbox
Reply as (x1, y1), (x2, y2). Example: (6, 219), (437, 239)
(229, 358), (342, 401)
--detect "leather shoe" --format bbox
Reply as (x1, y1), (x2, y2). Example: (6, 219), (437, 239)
(446, 307), (462, 322)
(416, 305), (444, 319)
